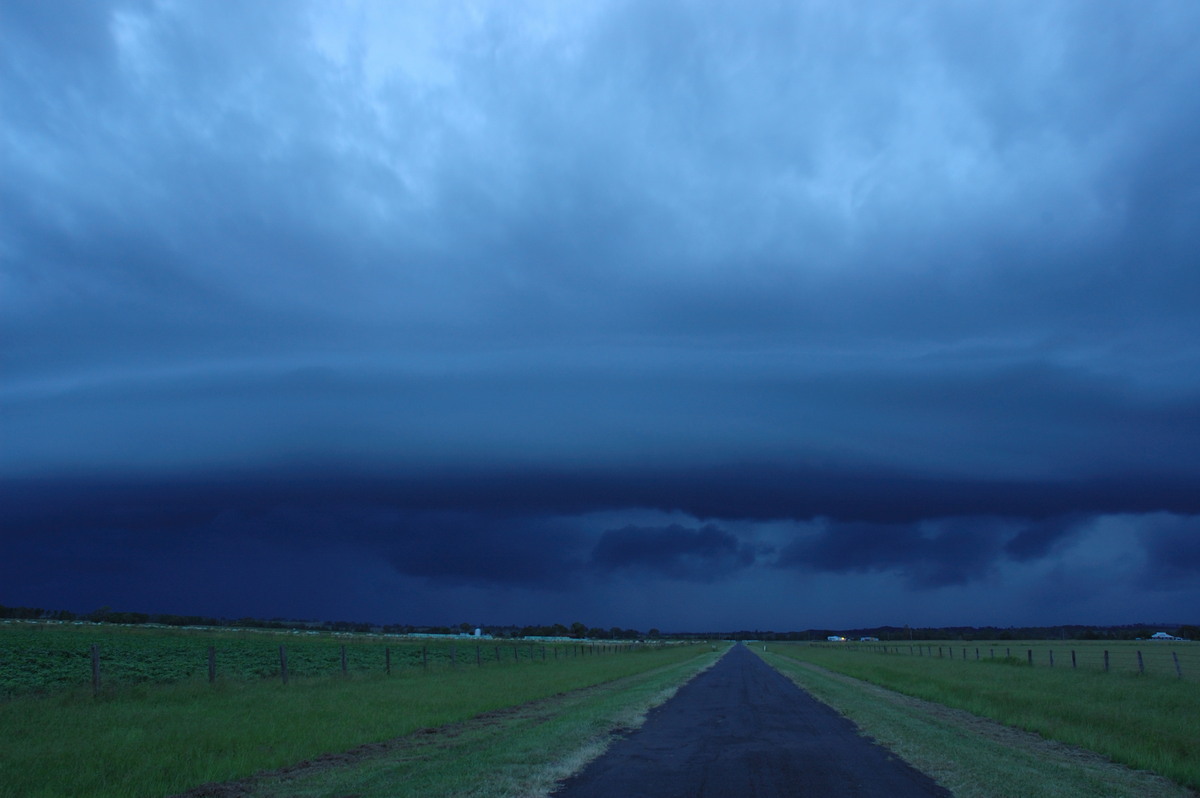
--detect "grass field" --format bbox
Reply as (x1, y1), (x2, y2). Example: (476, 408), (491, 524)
(825, 638), (1200, 681)
(0, 622), (719, 797)
(237, 647), (724, 797)
(765, 641), (1200, 792)
(758, 649), (1194, 798)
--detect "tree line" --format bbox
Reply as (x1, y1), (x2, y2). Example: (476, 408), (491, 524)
(721, 624), (1200, 642)
(0, 605), (656, 640)
(3, 605), (1191, 642)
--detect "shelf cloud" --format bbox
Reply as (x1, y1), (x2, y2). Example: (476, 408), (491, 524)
(3, 0), (1198, 629)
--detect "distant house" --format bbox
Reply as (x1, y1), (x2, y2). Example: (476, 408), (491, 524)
(1151, 632), (1184, 641)
(860, 636), (879, 642)
(827, 635), (846, 642)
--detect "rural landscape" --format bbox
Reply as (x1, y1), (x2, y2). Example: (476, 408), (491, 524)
(1, 611), (1197, 797)
(4, 1), (1200, 796)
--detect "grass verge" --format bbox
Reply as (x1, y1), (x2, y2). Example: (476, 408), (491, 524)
(0, 643), (722, 798)
(760, 646), (1199, 796)
(221, 645), (726, 798)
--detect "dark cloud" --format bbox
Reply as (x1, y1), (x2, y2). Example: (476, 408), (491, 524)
(592, 524), (755, 582)
(5, 465), (1200, 536)
(776, 518), (1009, 588)
(380, 512), (586, 589)
(3, 1), (1199, 628)
(3, 469), (1199, 626)
(1005, 515), (1088, 562)
(1140, 514), (1200, 587)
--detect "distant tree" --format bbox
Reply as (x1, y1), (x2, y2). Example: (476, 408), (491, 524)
(108, 611), (149, 625)
(570, 622), (588, 638)
(648, 628), (661, 639)
(0, 605), (49, 620)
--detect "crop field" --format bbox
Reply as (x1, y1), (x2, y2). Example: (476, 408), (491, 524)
(0, 620), (628, 696)
(766, 640), (1200, 792)
(0, 621), (719, 797)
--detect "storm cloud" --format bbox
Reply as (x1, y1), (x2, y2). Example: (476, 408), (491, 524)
(592, 524), (756, 582)
(2, 1), (1198, 629)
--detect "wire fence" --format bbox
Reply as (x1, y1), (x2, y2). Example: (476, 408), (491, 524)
(813, 640), (1199, 681)
(1, 633), (654, 698)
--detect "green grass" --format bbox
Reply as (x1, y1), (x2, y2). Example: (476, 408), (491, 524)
(837, 638), (1200, 681)
(757, 650), (1194, 798)
(243, 645), (727, 797)
(0, 628), (716, 798)
(766, 642), (1200, 791)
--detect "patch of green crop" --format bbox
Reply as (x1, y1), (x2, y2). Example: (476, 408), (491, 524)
(0, 621), (625, 697)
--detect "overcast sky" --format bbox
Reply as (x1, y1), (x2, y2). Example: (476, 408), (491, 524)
(3, 0), (1198, 632)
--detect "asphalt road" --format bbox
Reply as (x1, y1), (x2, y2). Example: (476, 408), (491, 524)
(552, 644), (951, 798)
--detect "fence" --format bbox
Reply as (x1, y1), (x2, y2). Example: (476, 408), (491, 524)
(809, 640), (1198, 681)
(1, 633), (651, 698)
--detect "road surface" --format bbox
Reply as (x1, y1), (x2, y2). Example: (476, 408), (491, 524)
(552, 644), (950, 797)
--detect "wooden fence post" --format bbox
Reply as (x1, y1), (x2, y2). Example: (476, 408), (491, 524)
(279, 645), (289, 685)
(1137, 650), (1145, 675)
(1071, 650), (1077, 669)
(451, 646), (457, 668)
(1104, 650), (1110, 672)
(386, 647), (391, 675)
(341, 645), (347, 676)
(494, 646), (501, 663)
(422, 646), (428, 671)
(208, 646), (216, 683)
(1027, 649), (1033, 667)
(476, 646), (481, 666)
(1049, 650), (1054, 668)
(91, 644), (101, 696)
(1173, 651), (1182, 679)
